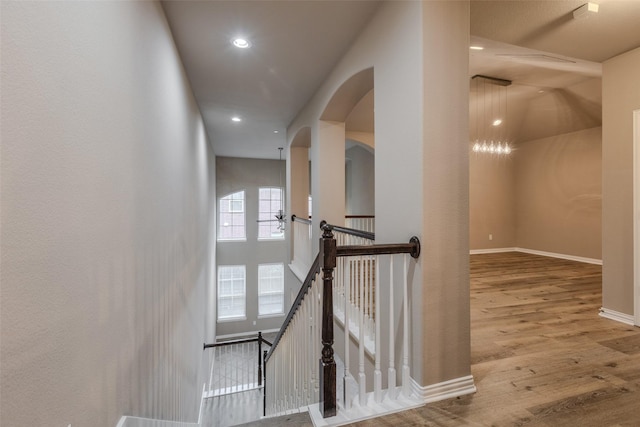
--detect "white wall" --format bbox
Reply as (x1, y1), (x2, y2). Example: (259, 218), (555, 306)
(1, 2), (213, 425)
(288, 1), (471, 387)
(345, 144), (375, 216)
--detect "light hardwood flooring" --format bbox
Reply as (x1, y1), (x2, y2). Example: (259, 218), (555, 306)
(351, 252), (640, 427)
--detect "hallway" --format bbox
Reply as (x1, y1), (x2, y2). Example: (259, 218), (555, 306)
(350, 252), (640, 426)
(217, 252), (640, 426)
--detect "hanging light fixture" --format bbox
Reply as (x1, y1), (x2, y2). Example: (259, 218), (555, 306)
(275, 147), (286, 231)
(256, 147), (286, 233)
(471, 75), (512, 155)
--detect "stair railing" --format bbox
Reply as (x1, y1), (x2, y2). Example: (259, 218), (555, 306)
(203, 332), (272, 398)
(344, 215), (375, 234)
(265, 221), (420, 419)
(264, 253), (321, 415)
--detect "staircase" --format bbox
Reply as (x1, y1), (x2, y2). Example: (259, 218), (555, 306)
(264, 219), (422, 425)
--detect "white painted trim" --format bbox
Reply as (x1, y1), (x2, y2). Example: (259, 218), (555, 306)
(515, 247), (602, 265)
(634, 109), (640, 326)
(599, 307), (635, 326)
(116, 416), (200, 427)
(215, 328), (279, 341)
(308, 387), (424, 427)
(470, 247), (517, 255)
(470, 247), (602, 265)
(116, 385), (206, 426)
(197, 383), (205, 425)
(410, 375), (476, 404)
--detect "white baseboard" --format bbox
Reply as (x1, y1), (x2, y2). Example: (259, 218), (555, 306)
(515, 248), (602, 265)
(599, 307), (636, 326)
(470, 247), (602, 265)
(116, 416), (199, 427)
(410, 375), (476, 404)
(470, 247), (517, 255)
(116, 384), (207, 427)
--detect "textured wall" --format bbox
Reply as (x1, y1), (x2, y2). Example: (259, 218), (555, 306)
(515, 127), (602, 259)
(469, 152), (517, 249)
(602, 47), (640, 315)
(1, 2), (212, 425)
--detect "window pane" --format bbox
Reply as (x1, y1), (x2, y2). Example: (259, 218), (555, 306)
(218, 265), (246, 320)
(258, 263), (284, 316)
(218, 191), (245, 240)
(258, 187), (284, 240)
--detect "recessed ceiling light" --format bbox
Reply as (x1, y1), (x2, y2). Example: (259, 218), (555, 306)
(273, 130), (279, 134)
(232, 38), (250, 49)
(231, 116), (242, 122)
(470, 46), (484, 51)
(492, 119), (503, 126)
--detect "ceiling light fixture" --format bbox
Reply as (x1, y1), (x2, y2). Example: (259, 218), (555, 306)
(471, 75), (512, 156)
(573, 2), (599, 19)
(470, 46), (484, 51)
(231, 116), (242, 122)
(273, 130), (279, 134)
(232, 38), (250, 48)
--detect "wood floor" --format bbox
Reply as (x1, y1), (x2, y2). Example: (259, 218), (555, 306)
(351, 252), (640, 427)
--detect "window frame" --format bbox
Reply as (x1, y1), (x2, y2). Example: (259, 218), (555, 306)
(218, 190), (246, 242)
(257, 262), (285, 317)
(217, 265), (247, 321)
(257, 186), (285, 241)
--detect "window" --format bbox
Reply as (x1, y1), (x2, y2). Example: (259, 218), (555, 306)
(258, 263), (284, 316)
(219, 191), (245, 241)
(217, 265), (246, 320)
(258, 187), (284, 240)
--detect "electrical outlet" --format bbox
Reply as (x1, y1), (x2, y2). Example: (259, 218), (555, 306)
(489, 234), (493, 241)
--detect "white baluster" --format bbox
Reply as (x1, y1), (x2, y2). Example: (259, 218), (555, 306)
(369, 256), (374, 341)
(316, 278), (322, 402)
(301, 300), (307, 405)
(388, 255), (396, 400)
(402, 254), (411, 396)
(374, 255), (382, 403)
(358, 255), (366, 406)
(344, 255), (351, 409)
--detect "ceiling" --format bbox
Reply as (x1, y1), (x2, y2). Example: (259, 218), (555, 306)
(161, 1), (381, 160)
(162, 0), (640, 158)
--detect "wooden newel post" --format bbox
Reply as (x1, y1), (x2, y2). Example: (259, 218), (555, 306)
(319, 223), (337, 418)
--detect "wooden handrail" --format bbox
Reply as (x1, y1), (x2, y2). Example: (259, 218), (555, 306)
(265, 253), (321, 362)
(291, 214), (312, 225)
(204, 332), (272, 389)
(203, 336), (269, 349)
(336, 237), (420, 259)
(320, 220), (375, 241)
